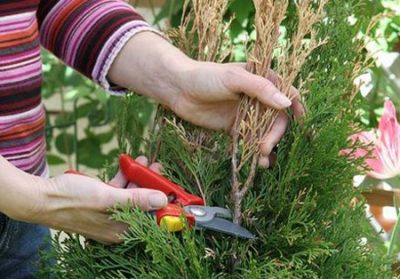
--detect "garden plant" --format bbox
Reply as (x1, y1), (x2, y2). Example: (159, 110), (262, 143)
(39, 0), (394, 278)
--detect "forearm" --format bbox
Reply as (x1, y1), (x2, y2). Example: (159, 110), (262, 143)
(0, 156), (45, 221)
(107, 31), (195, 107)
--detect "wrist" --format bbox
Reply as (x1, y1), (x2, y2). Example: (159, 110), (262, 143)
(156, 53), (198, 109)
(1, 174), (47, 223)
(107, 31), (197, 108)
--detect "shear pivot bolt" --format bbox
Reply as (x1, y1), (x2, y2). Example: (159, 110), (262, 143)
(189, 207), (206, 217)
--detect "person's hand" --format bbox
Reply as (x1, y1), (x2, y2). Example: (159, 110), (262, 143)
(108, 32), (305, 167)
(171, 62), (305, 167)
(24, 156), (167, 244)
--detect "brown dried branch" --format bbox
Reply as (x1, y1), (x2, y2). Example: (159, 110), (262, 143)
(164, 117), (215, 152)
(168, 0), (231, 62)
(231, 0), (328, 224)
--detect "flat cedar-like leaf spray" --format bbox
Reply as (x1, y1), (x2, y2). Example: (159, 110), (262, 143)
(39, 1), (390, 278)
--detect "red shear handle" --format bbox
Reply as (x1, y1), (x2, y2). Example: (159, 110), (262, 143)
(119, 154), (204, 206)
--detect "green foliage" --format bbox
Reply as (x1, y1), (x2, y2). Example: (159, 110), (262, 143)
(154, 0), (184, 27)
(41, 0), (390, 278)
(114, 94), (156, 156)
(37, 209), (217, 279)
(353, 1), (400, 128)
(42, 51), (155, 169)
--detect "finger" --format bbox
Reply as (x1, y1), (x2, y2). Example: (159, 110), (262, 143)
(258, 152), (277, 169)
(108, 170), (128, 188)
(267, 71), (305, 121)
(85, 220), (128, 245)
(266, 70), (282, 88)
(110, 188), (168, 211)
(234, 65), (304, 123)
(135, 155), (149, 167)
(223, 66), (291, 109)
(149, 162), (163, 174)
(292, 96), (306, 121)
(234, 65), (298, 107)
(268, 71), (303, 119)
(129, 188), (167, 211)
(126, 182), (138, 189)
(258, 156), (269, 168)
(125, 155), (150, 188)
(260, 112), (288, 157)
(266, 71), (299, 100)
(100, 221), (128, 244)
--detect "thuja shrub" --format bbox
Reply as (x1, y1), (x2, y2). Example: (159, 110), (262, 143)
(39, 0), (389, 278)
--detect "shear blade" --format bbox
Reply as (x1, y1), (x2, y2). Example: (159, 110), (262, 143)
(197, 217), (255, 239)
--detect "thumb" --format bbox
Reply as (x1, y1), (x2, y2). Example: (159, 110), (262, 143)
(224, 66), (291, 109)
(109, 188), (168, 211)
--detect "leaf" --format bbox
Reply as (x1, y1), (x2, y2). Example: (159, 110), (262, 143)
(77, 138), (107, 168)
(88, 107), (108, 126)
(54, 112), (75, 127)
(64, 89), (80, 101)
(107, 148), (120, 159)
(76, 102), (99, 119)
(85, 129), (115, 144)
(153, 0), (184, 24)
(93, 88), (109, 104)
(97, 131), (115, 144)
(55, 133), (75, 155)
(229, 19), (244, 40)
(229, 0), (253, 23)
(47, 154), (66, 165)
(64, 85), (93, 101)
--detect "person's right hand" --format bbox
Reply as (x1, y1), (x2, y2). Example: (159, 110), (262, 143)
(28, 156), (167, 244)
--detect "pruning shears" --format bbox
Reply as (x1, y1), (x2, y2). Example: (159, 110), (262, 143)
(67, 154), (254, 239)
(119, 154), (254, 239)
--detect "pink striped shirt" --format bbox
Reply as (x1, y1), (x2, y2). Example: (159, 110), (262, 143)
(0, 0), (157, 177)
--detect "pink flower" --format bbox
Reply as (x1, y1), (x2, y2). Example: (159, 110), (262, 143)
(344, 100), (400, 180)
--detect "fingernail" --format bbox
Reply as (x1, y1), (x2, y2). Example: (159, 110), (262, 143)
(149, 193), (167, 209)
(261, 142), (273, 156)
(273, 93), (291, 108)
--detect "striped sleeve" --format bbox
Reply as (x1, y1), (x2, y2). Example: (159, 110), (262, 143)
(37, 0), (160, 94)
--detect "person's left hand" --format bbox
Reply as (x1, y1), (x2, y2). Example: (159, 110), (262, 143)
(170, 61), (305, 167)
(108, 32), (304, 167)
